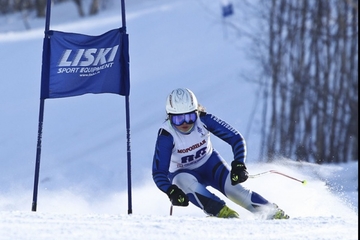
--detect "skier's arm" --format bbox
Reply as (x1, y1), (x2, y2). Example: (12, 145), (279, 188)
(200, 113), (246, 164)
(152, 128), (174, 193)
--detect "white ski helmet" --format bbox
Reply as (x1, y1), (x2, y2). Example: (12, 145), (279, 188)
(166, 88), (198, 114)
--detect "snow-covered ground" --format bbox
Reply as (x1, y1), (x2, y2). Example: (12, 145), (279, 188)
(0, 1), (357, 239)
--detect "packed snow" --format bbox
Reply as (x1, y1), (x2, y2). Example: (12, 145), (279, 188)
(0, 0), (357, 239)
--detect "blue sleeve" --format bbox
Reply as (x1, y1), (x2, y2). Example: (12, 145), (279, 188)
(152, 128), (174, 193)
(200, 113), (246, 164)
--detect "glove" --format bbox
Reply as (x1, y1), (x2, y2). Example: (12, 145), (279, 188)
(166, 185), (189, 206)
(230, 161), (249, 185)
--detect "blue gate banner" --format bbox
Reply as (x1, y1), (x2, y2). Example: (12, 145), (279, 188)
(41, 28), (130, 99)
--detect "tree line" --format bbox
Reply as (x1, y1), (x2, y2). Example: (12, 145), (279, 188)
(261, 0), (357, 164)
(222, 0), (357, 164)
(0, 0), (103, 18)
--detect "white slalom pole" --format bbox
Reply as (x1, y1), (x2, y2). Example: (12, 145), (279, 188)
(249, 170), (307, 185)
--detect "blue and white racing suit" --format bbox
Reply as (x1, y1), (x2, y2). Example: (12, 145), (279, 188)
(152, 112), (274, 217)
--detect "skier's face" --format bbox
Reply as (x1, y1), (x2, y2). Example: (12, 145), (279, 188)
(169, 111), (197, 126)
(170, 111), (197, 134)
(174, 122), (195, 133)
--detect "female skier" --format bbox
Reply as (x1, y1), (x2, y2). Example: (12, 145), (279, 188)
(152, 88), (289, 219)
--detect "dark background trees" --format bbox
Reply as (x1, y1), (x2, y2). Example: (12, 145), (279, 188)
(220, 0), (357, 164)
(0, 0), (103, 19)
(260, 0), (358, 164)
(0, 0), (107, 30)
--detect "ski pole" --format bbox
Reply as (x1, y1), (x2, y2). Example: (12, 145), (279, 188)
(249, 170), (307, 185)
(170, 204), (173, 216)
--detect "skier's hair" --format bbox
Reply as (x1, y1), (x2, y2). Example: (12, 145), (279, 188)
(197, 103), (206, 113)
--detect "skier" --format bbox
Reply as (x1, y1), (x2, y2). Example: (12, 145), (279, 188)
(152, 88), (289, 219)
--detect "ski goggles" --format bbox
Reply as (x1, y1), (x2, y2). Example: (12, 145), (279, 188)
(170, 111), (198, 126)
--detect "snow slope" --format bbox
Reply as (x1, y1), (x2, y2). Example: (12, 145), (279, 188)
(0, 0), (357, 239)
